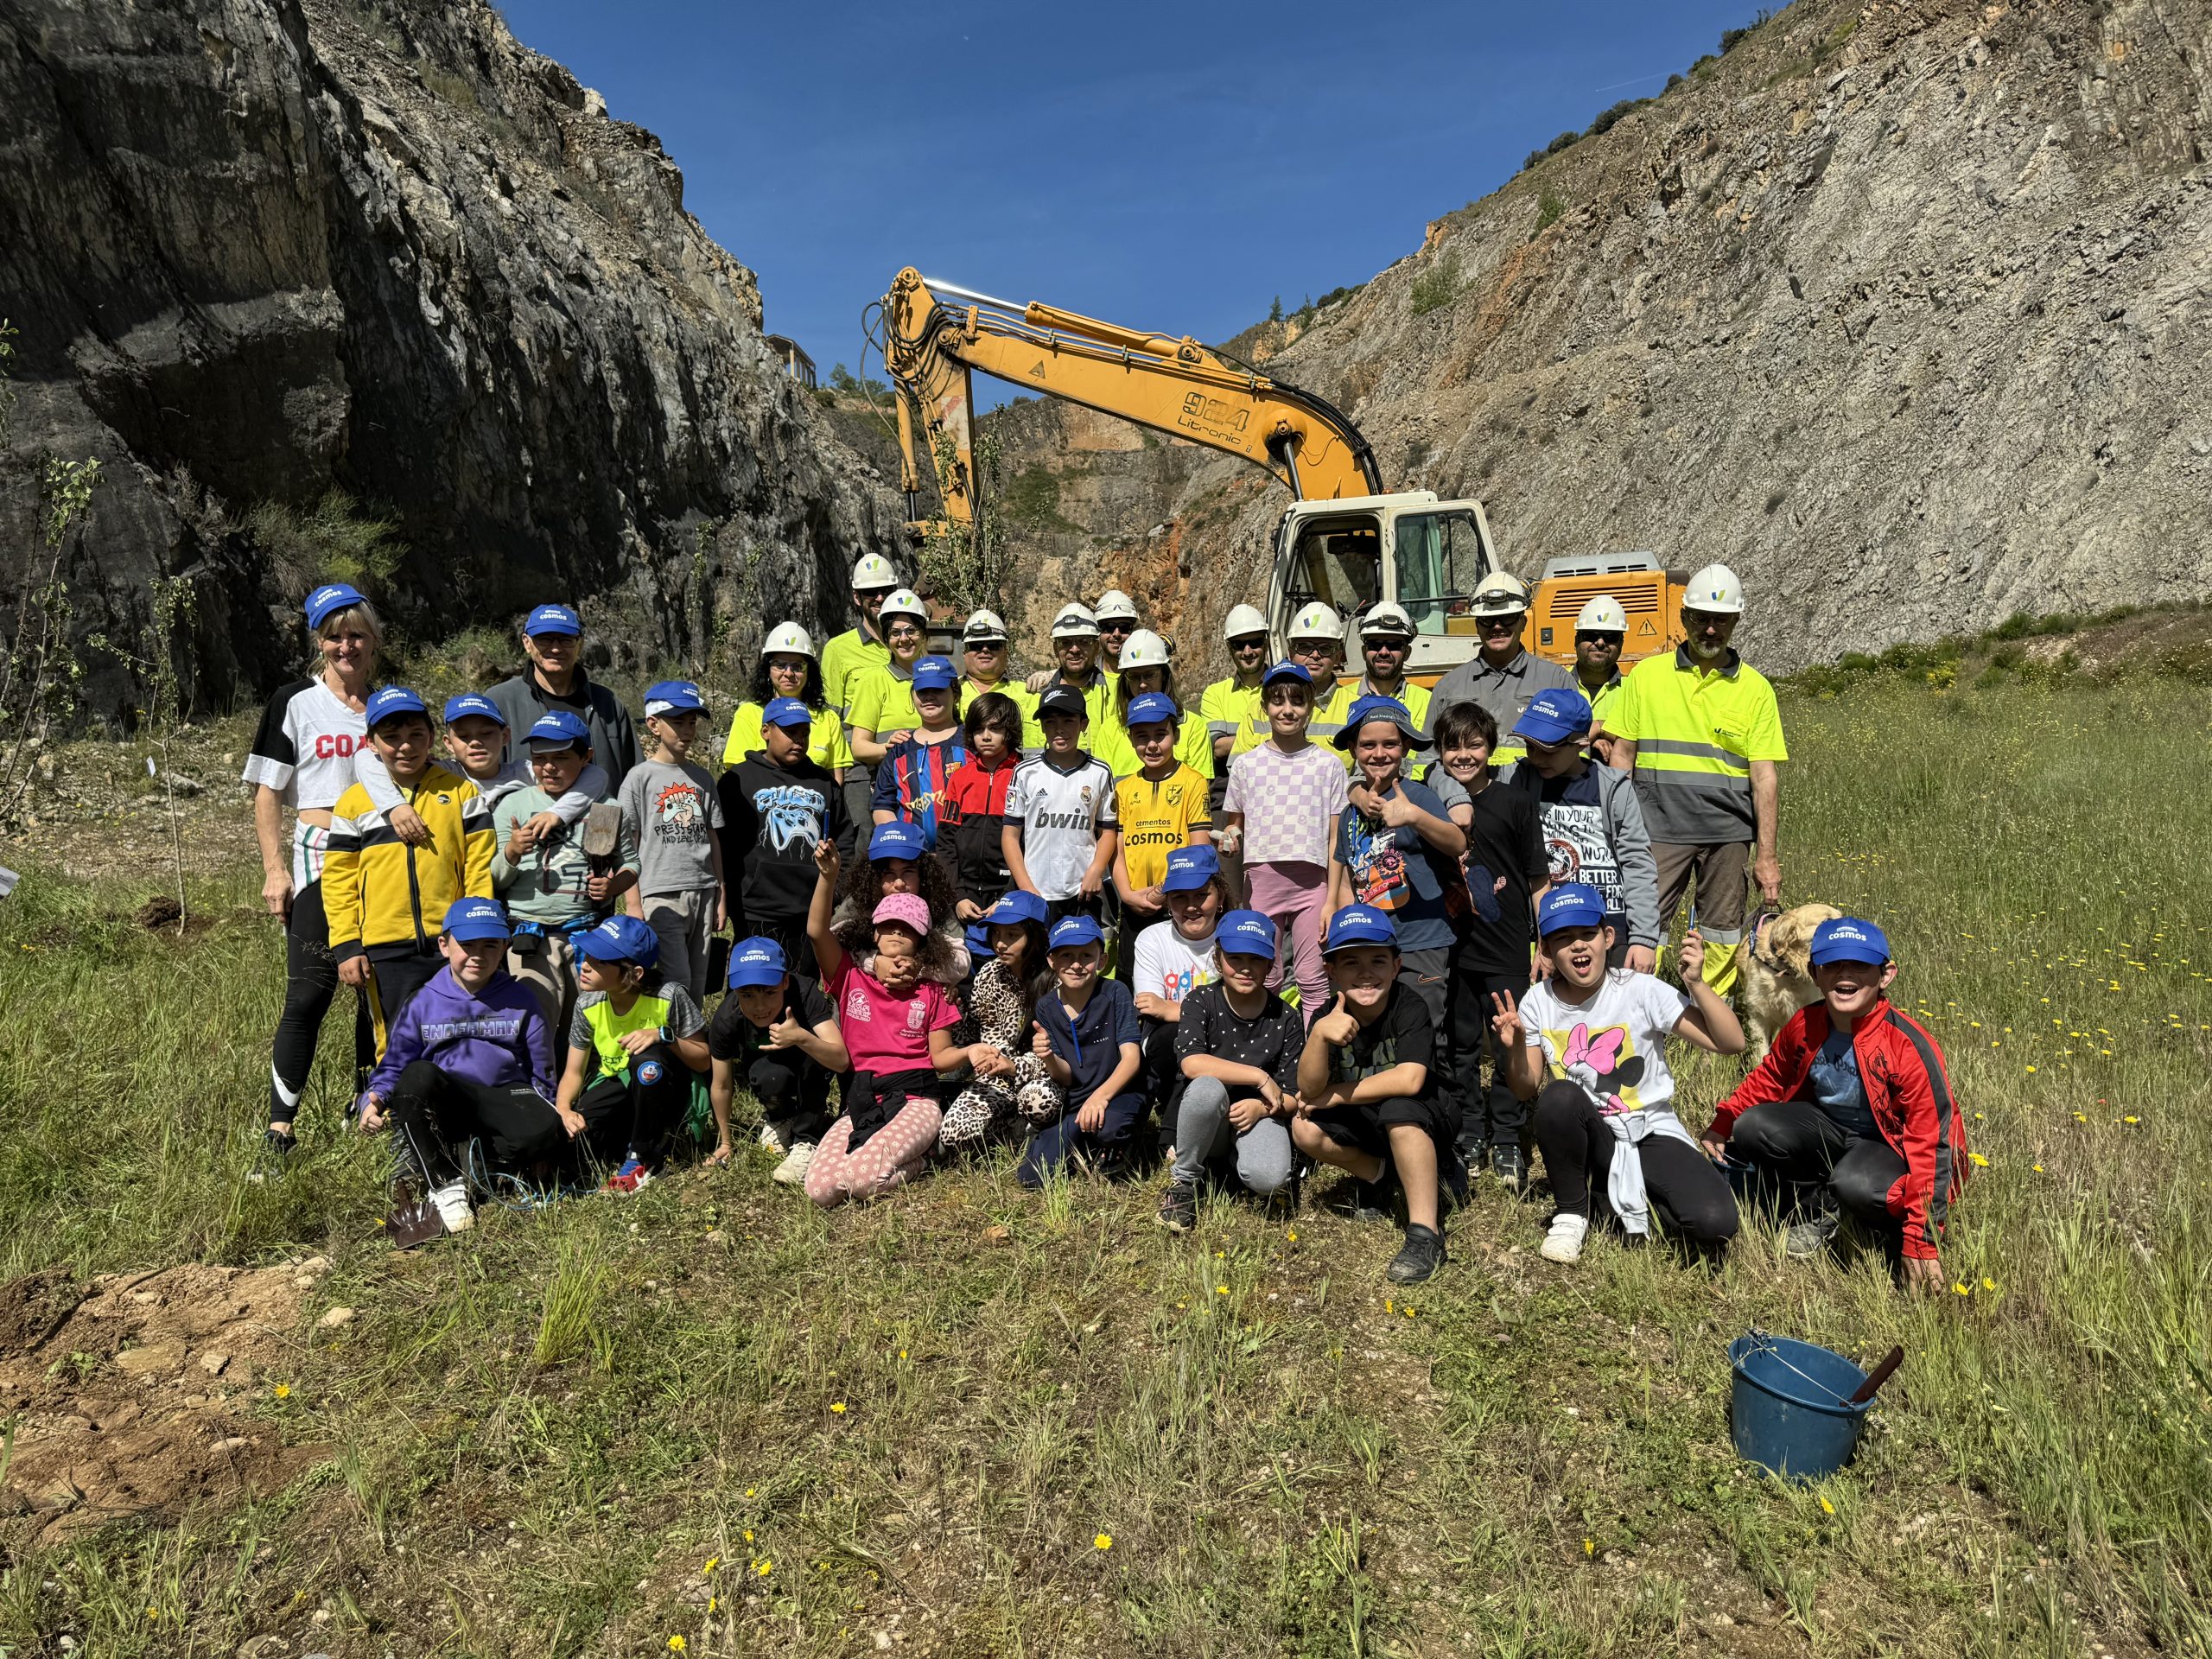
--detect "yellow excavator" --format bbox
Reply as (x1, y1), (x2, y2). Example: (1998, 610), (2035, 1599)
(874, 267), (1682, 677)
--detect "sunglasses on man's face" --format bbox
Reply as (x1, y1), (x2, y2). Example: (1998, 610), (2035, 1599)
(1576, 632), (1624, 646)
(1098, 621), (1133, 634)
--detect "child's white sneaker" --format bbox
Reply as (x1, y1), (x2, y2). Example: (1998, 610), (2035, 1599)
(772, 1142), (816, 1185)
(1540, 1212), (1588, 1264)
(429, 1180), (474, 1234)
(758, 1119), (789, 1154)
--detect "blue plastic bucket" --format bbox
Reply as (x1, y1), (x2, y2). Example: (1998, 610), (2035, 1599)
(1728, 1332), (1872, 1480)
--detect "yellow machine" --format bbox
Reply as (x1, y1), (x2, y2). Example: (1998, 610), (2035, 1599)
(875, 268), (1682, 677)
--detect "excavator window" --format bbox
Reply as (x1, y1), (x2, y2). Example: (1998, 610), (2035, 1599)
(1392, 511), (1490, 633)
(1287, 521), (1382, 619)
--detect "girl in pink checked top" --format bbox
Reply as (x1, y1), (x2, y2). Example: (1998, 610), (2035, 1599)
(1218, 663), (1349, 1017)
(802, 837), (966, 1207)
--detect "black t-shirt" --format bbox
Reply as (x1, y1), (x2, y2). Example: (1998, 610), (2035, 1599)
(718, 756), (847, 927)
(1327, 982), (1437, 1099)
(1452, 780), (1547, 977)
(707, 974), (835, 1067)
(1174, 983), (1304, 1092)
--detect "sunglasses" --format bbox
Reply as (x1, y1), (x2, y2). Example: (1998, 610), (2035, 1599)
(1289, 642), (1333, 658)
(1098, 620), (1134, 634)
(1575, 632), (1624, 645)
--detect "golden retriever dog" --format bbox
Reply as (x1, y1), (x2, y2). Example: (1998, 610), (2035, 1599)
(1738, 902), (1843, 1064)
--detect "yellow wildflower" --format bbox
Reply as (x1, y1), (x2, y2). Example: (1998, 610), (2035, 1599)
(1095, 1533), (1113, 1550)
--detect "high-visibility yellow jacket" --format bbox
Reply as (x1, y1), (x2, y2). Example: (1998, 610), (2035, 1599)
(1327, 677), (1433, 772)
(323, 763), (495, 960)
(721, 702), (853, 772)
(1198, 676), (1268, 768)
(820, 628), (888, 717)
(1610, 646), (1787, 845)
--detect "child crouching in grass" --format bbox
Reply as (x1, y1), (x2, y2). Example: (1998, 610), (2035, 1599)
(1702, 917), (1966, 1293)
(940, 890), (1059, 1155)
(804, 838), (965, 1206)
(1497, 884), (1743, 1267)
(1019, 914), (1144, 1188)
(554, 913), (710, 1192)
(1156, 909), (1305, 1232)
(1292, 905), (1455, 1286)
(358, 897), (561, 1247)
(707, 936), (849, 1185)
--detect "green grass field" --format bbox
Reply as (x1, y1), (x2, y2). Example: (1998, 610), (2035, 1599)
(2, 671), (2208, 1657)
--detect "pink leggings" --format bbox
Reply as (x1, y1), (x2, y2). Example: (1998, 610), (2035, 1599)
(804, 1099), (944, 1208)
(1244, 859), (1331, 1016)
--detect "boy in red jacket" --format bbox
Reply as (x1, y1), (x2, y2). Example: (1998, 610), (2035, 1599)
(1700, 917), (1965, 1292)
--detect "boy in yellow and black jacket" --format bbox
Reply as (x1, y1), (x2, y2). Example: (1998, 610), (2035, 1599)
(325, 687), (497, 1054)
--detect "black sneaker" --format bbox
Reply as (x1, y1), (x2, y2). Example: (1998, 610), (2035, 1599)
(1440, 1146), (1471, 1215)
(1491, 1143), (1529, 1195)
(1155, 1181), (1198, 1233)
(264, 1127), (297, 1158)
(1328, 1176), (1395, 1222)
(1785, 1212), (1840, 1260)
(1387, 1224), (1446, 1284)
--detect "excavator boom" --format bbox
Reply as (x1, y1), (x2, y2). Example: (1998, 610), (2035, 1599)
(878, 268), (1382, 526)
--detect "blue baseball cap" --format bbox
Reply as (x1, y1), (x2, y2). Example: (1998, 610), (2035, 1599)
(524, 603), (582, 638)
(726, 936), (789, 988)
(364, 685), (428, 728)
(1810, 916), (1892, 967)
(1217, 908), (1278, 959)
(1332, 694), (1418, 751)
(1160, 844), (1220, 893)
(1536, 882), (1608, 936)
(910, 655), (957, 691)
(1323, 905), (1398, 952)
(1513, 686), (1596, 748)
(525, 710), (591, 750)
(442, 896), (512, 942)
(574, 912), (659, 968)
(645, 679), (706, 717)
(761, 696), (814, 732)
(868, 821), (928, 862)
(1262, 661), (1313, 688)
(304, 582), (367, 631)
(1049, 914), (1105, 950)
(443, 693), (506, 726)
(1125, 691), (1179, 728)
(983, 889), (1048, 928)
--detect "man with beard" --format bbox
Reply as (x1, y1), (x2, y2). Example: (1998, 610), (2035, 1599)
(1606, 564), (1786, 999)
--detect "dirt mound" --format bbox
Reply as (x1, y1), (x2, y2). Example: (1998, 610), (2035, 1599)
(0, 1258), (335, 1543)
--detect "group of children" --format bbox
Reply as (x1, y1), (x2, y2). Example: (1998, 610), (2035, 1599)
(276, 580), (1967, 1290)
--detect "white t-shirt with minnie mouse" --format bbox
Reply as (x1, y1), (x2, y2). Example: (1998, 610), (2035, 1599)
(1518, 970), (1692, 1117)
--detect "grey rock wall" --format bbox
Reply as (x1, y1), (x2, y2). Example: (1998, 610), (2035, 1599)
(982, 0), (2212, 677)
(0, 0), (903, 723)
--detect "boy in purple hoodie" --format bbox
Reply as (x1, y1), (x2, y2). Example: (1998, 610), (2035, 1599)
(358, 896), (559, 1244)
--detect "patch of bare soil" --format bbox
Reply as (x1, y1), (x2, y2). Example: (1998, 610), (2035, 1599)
(0, 1259), (335, 1543)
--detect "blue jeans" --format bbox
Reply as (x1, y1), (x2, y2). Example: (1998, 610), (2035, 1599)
(1017, 1090), (1147, 1187)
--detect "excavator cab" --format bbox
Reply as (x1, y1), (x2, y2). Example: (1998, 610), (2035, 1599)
(1268, 493), (1502, 682)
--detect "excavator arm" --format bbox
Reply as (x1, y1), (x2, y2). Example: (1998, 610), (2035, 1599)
(875, 267), (1383, 527)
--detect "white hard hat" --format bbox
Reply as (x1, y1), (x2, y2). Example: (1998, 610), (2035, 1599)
(1573, 595), (1629, 634)
(1118, 628), (1171, 671)
(962, 608), (1008, 642)
(1094, 588), (1141, 623)
(1470, 571), (1532, 617)
(1359, 601), (1416, 639)
(879, 587), (929, 624)
(1288, 601), (1344, 642)
(763, 620), (816, 658)
(850, 554), (898, 592)
(1683, 563), (1745, 615)
(1051, 602), (1099, 639)
(1223, 603), (1268, 640)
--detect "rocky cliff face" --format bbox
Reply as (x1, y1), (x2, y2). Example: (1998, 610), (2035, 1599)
(985, 0), (2212, 676)
(0, 0), (904, 723)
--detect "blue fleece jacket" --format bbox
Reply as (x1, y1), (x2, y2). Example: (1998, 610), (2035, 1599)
(361, 966), (554, 1103)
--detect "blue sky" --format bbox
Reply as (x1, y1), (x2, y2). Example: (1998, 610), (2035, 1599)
(501, 1), (1764, 397)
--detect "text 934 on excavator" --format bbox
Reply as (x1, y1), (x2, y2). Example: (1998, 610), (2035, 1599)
(874, 268), (1684, 677)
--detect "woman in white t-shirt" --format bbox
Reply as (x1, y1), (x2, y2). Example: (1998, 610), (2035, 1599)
(242, 582), (391, 1155)
(1131, 845), (1229, 1136)
(1495, 883), (1745, 1266)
